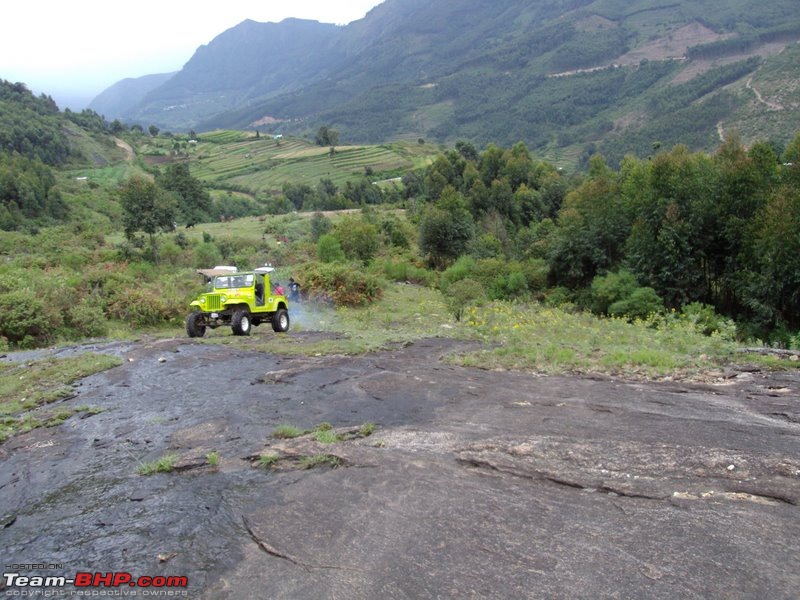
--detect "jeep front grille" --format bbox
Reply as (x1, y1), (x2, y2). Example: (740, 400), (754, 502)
(204, 294), (222, 311)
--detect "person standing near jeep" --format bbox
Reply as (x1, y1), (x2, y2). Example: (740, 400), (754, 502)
(289, 277), (301, 302)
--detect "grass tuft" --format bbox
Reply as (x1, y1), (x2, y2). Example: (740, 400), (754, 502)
(259, 452), (281, 468)
(272, 424), (304, 439)
(136, 454), (177, 476)
(299, 454), (342, 470)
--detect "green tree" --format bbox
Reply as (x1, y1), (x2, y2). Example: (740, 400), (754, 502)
(119, 177), (176, 264)
(148, 125), (160, 137)
(444, 279), (485, 322)
(548, 155), (628, 288)
(317, 234), (346, 263)
(156, 163), (212, 225)
(419, 187), (475, 268)
(334, 217), (381, 264)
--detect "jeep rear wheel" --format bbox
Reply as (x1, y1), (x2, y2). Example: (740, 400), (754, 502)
(186, 312), (206, 338)
(232, 309), (252, 336)
(272, 309), (290, 333)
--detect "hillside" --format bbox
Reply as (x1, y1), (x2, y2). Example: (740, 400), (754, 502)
(88, 72), (175, 121)
(94, 0), (800, 162)
(137, 131), (438, 196)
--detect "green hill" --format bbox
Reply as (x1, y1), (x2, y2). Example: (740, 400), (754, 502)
(94, 0), (800, 163)
(137, 131), (438, 196)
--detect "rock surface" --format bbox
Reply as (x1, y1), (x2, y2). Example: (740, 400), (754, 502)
(1, 337), (799, 598)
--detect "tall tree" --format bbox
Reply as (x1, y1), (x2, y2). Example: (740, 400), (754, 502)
(119, 177), (176, 263)
(156, 163), (212, 225)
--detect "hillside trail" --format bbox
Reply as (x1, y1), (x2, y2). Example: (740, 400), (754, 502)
(746, 77), (784, 111)
(114, 137), (135, 162)
(1, 335), (799, 598)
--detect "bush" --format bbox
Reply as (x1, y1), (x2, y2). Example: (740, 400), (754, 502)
(679, 302), (736, 338)
(444, 279), (486, 322)
(295, 262), (383, 307)
(0, 290), (53, 347)
(440, 256), (477, 292)
(378, 259), (436, 286)
(194, 242), (223, 268)
(608, 287), (663, 320)
(334, 218), (381, 264)
(309, 212), (332, 241)
(317, 234), (346, 263)
(66, 297), (109, 339)
(520, 259), (549, 294)
(105, 287), (179, 327)
(590, 270), (640, 315)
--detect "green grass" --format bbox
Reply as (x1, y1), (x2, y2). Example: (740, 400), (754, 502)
(136, 454), (177, 476)
(453, 302), (739, 378)
(211, 283), (465, 357)
(0, 353), (122, 443)
(258, 452), (281, 468)
(299, 454), (342, 470)
(272, 424), (304, 439)
(206, 451), (219, 466)
(312, 429), (342, 444)
(359, 422), (376, 437)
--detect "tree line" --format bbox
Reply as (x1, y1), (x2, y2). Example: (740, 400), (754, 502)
(411, 135), (800, 341)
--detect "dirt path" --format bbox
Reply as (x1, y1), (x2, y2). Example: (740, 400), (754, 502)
(1, 337), (799, 598)
(747, 77), (784, 111)
(114, 137), (135, 162)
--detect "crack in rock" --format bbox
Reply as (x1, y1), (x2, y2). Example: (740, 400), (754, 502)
(241, 515), (364, 573)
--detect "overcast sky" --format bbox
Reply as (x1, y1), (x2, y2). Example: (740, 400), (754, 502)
(1, 1), (384, 107)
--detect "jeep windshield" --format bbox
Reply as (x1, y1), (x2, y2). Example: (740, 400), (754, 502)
(214, 274), (254, 290)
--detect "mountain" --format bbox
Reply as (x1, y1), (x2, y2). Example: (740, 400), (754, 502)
(89, 72), (176, 121)
(95, 0), (800, 163)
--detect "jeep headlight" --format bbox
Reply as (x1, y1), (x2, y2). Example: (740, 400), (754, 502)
(220, 295), (227, 303)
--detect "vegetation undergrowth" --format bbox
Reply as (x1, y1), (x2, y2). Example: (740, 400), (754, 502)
(0, 353), (122, 443)
(451, 301), (740, 378)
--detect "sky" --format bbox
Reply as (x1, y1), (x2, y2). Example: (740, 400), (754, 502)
(1, 0), (384, 108)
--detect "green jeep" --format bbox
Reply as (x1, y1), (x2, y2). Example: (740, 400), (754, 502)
(186, 268), (289, 337)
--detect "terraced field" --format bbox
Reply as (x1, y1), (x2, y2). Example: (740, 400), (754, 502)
(174, 133), (437, 194)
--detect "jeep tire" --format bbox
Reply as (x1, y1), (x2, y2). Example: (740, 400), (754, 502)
(272, 308), (290, 333)
(186, 312), (206, 338)
(232, 308), (252, 336)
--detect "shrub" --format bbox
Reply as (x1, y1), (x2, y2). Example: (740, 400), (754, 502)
(66, 297), (109, 339)
(608, 287), (663, 320)
(194, 242), (223, 268)
(334, 218), (381, 264)
(590, 270), (640, 315)
(0, 290), (52, 347)
(105, 287), (179, 327)
(295, 262), (383, 307)
(440, 256), (477, 292)
(310, 212), (332, 241)
(469, 233), (504, 259)
(378, 259), (436, 286)
(520, 259), (549, 293)
(317, 234), (346, 263)
(679, 302), (736, 338)
(444, 278), (486, 322)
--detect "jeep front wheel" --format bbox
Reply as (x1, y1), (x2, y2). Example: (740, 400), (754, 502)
(231, 308), (252, 336)
(186, 312), (206, 338)
(272, 309), (290, 333)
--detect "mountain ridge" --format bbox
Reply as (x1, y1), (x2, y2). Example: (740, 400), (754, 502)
(93, 0), (800, 162)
